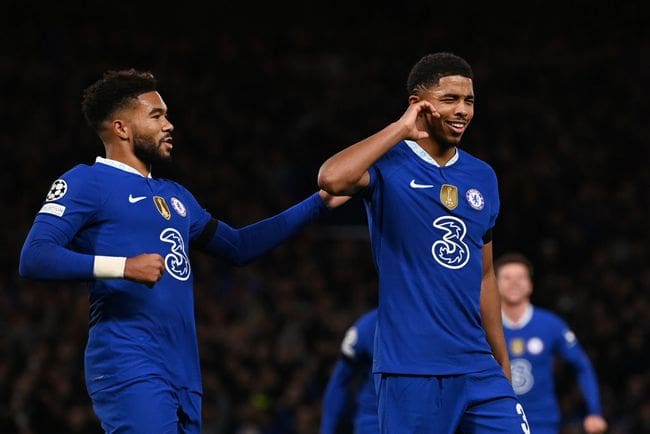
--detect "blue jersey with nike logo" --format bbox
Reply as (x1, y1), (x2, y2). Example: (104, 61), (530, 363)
(34, 157), (212, 394)
(362, 140), (500, 375)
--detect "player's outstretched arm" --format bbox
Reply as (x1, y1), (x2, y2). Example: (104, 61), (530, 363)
(198, 191), (348, 266)
(318, 100), (438, 195)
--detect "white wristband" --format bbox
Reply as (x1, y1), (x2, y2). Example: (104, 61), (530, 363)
(93, 256), (127, 279)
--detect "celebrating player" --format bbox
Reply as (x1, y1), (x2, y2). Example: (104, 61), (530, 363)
(495, 252), (608, 434)
(318, 52), (527, 433)
(19, 69), (347, 433)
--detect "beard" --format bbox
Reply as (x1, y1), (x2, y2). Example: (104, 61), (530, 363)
(424, 116), (463, 149)
(133, 132), (172, 170)
(430, 128), (459, 150)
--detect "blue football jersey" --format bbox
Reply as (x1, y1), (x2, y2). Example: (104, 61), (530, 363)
(362, 140), (500, 375)
(34, 157), (212, 394)
(503, 306), (602, 428)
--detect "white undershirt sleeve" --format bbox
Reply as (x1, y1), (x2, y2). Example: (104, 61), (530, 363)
(93, 256), (127, 279)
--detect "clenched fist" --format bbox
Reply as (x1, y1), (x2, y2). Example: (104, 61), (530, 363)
(124, 253), (165, 287)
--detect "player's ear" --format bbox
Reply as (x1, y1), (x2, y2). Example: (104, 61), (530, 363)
(408, 94), (420, 105)
(111, 119), (130, 139)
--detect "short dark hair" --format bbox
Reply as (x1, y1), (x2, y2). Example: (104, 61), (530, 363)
(494, 252), (534, 278)
(81, 69), (157, 131)
(406, 52), (473, 96)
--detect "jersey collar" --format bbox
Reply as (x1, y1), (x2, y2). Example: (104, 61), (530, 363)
(502, 305), (534, 330)
(405, 140), (459, 167)
(96, 157), (152, 178)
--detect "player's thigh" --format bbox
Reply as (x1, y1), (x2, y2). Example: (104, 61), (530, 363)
(460, 396), (530, 434)
(377, 374), (464, 434)
(461, 366), (531, 434)
(91, 376), (181, 434)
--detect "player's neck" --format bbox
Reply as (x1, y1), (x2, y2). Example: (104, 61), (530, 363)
(416, 139), (457, 166)
(104, 148), (151, 177)
(501, 302), (531, 324)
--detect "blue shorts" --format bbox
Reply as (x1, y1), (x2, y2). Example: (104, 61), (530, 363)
(90, 376), (201, 434)
(355, 413), (381, 434)
(525, 422), (557, 434)
(376, 365), (531, 434)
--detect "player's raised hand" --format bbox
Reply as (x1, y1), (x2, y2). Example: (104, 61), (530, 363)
(124, 253), (165, 287)
(397, 100), (439, 140)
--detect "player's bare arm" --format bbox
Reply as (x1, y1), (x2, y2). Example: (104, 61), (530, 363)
(480, 242), (512, 381)
(318, 100), (438, 195)
(124, 253), (165, 287)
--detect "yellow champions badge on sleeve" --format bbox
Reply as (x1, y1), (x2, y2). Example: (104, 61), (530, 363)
(440, 184), (458, 210)
(153, 196), (171, 220)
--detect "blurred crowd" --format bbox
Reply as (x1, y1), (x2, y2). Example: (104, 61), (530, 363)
(0, 3), (644, 433)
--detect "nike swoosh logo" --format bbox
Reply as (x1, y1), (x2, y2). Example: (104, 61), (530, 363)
(128, 194), (147, 203)
(410, 179), (434, 189)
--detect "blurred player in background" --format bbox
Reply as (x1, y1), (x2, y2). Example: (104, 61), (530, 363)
(19, 69), (347, 433)
(320, 308), (378, 434)
(318, 52), (527, 433)
(495, 252), (608, 434)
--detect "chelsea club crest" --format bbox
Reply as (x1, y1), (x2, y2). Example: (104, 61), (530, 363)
(465, 188), (485, 210)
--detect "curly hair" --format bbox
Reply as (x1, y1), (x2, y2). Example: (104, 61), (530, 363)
(81, 69), (157, 131)
(406, 52), (473, 96)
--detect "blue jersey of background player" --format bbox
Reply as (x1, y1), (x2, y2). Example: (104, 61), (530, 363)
(318, 52), (528, 433)
(320, 308), (378, 434)
(19, 69), (347, 434)
(495, 253), (608, 434)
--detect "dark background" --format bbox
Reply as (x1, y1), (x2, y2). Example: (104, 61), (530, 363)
(0, 2), (645, 433)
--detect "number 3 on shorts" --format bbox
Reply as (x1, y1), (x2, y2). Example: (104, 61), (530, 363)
(516, 402), (531, 434)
